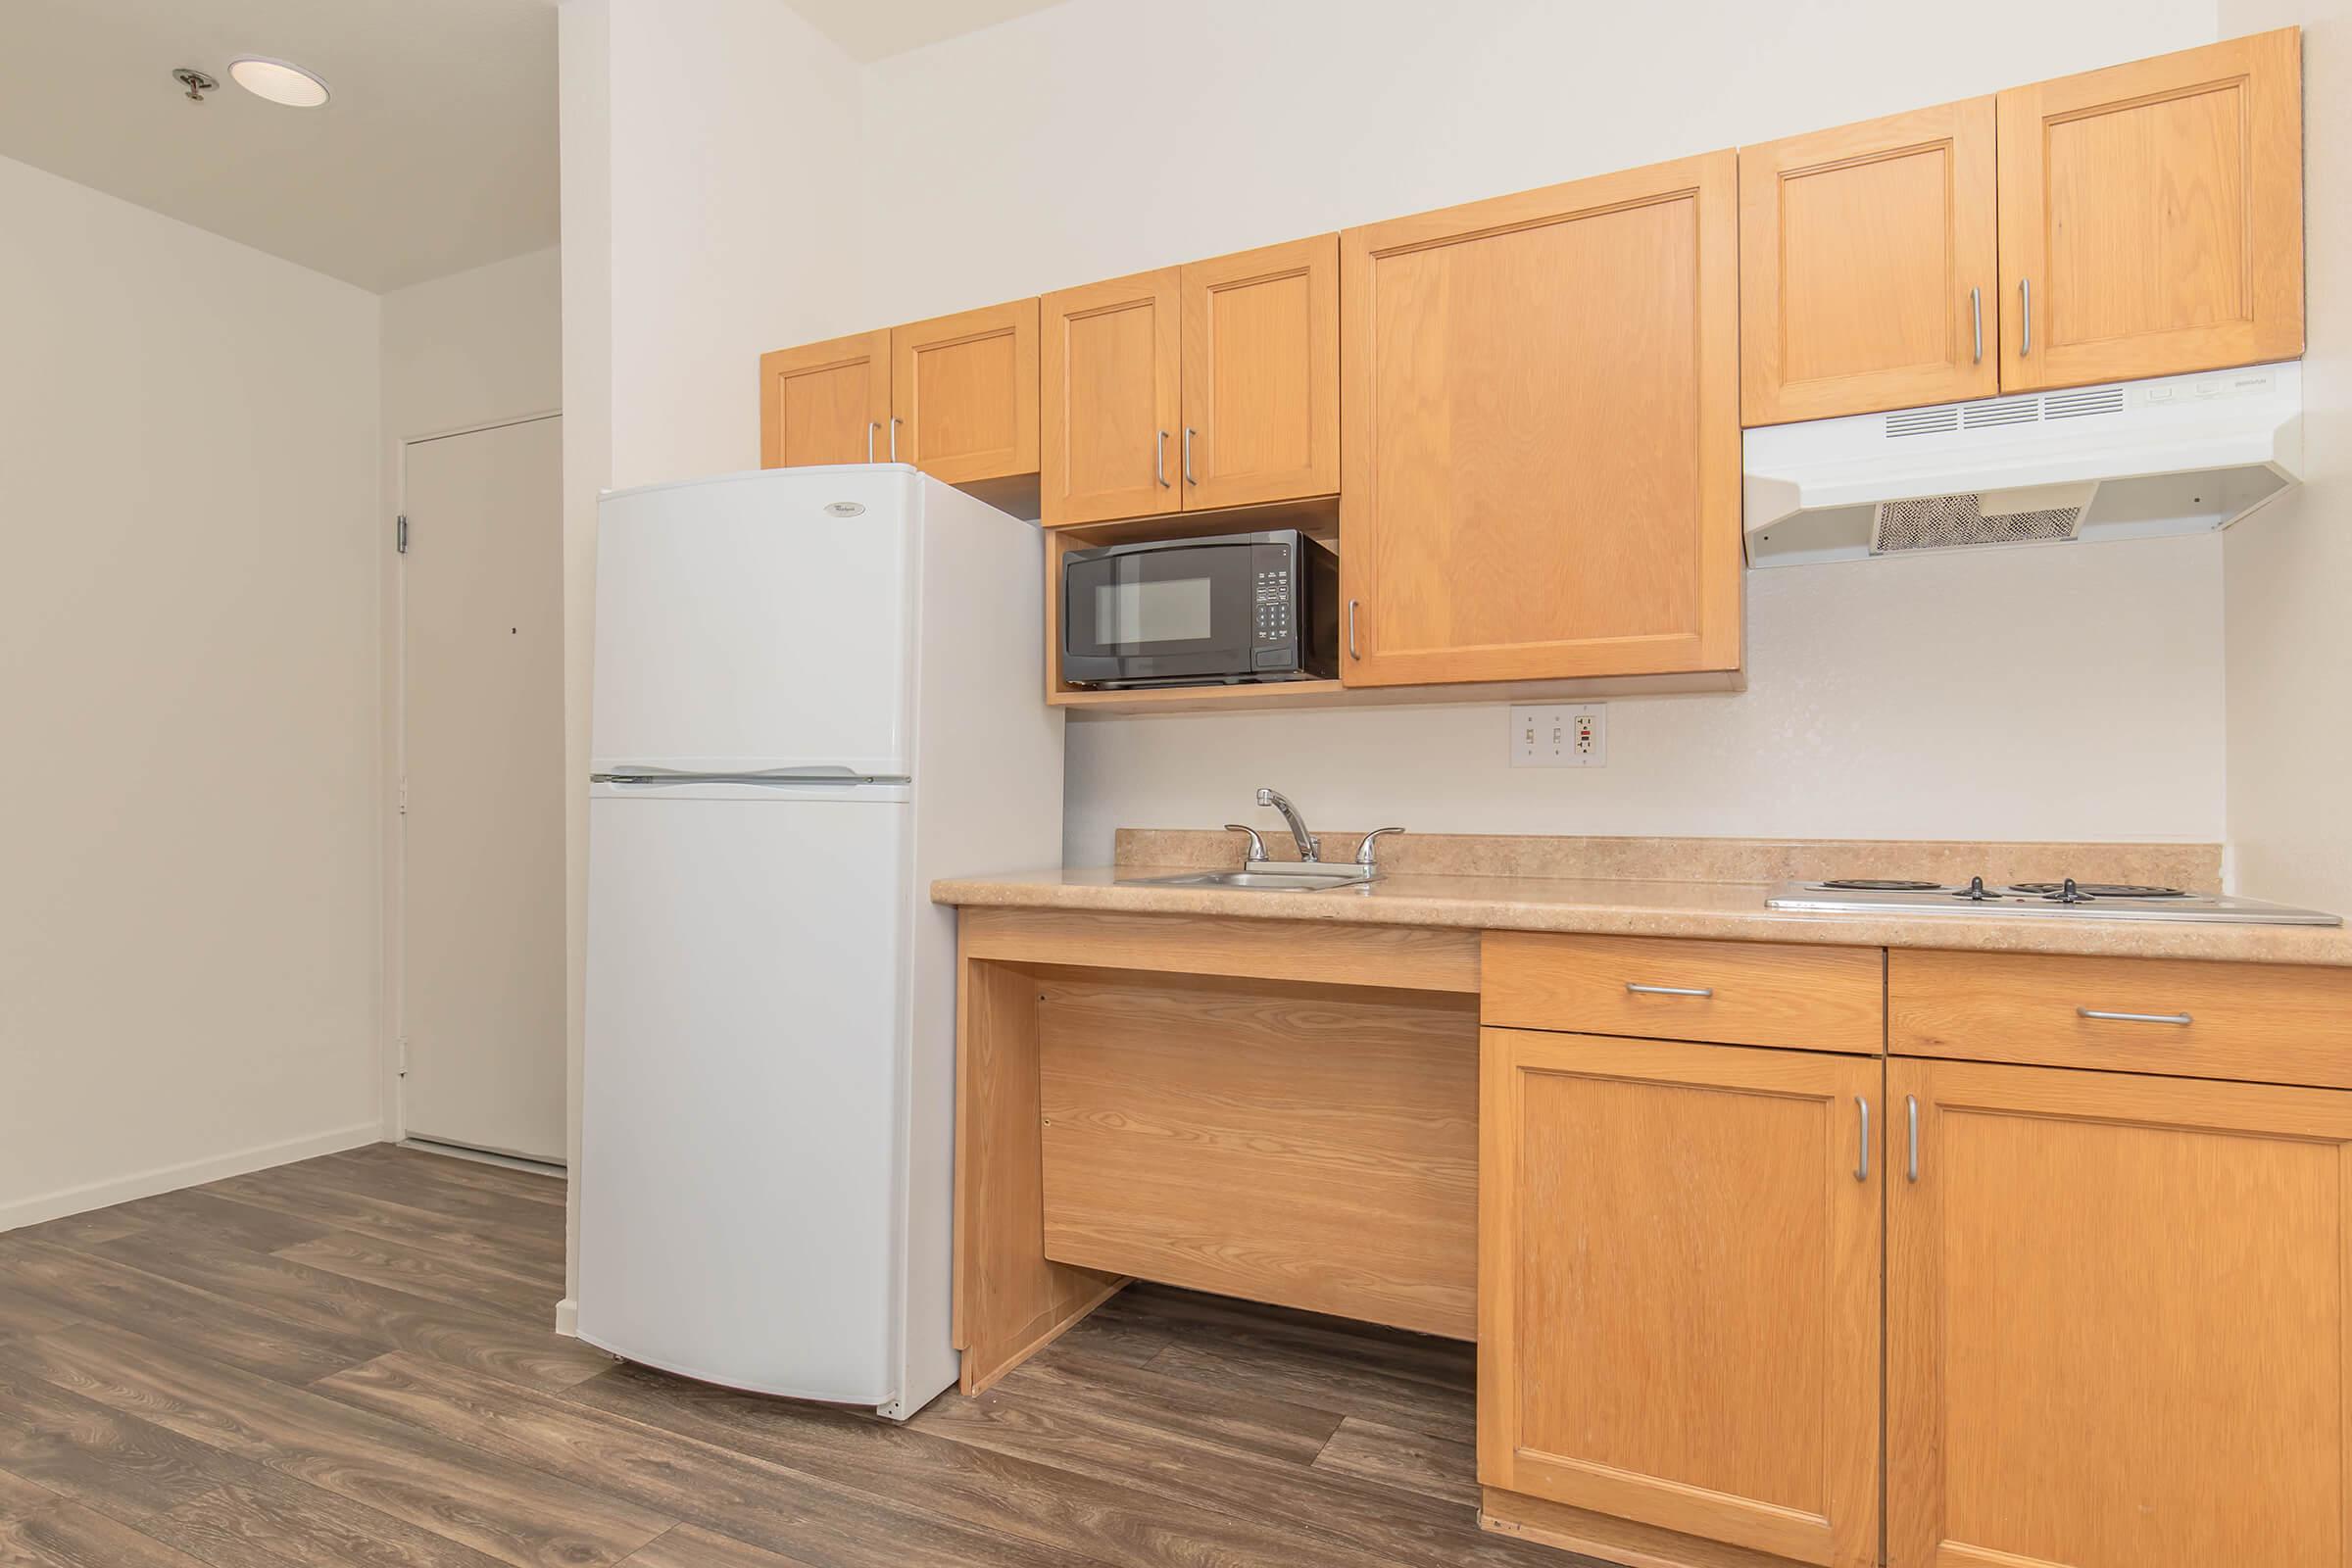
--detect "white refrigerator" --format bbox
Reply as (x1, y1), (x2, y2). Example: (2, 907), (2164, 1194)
(575, 465), (1061, 1419)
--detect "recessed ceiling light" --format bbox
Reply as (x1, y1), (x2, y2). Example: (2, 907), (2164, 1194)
(227, 57), (330, 109)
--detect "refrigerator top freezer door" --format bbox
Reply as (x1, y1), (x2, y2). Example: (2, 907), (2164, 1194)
(592, 467), (919, 777)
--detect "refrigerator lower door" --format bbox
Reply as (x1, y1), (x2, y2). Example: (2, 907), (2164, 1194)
(577, 777), (914, 1405)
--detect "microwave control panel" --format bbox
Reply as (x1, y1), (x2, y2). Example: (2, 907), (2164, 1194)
(1251, 541), (1294, 650)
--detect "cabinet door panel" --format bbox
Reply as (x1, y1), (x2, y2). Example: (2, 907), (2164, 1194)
(1179, 234), (1340, 511)
(1041, 270), (1182, 526)
(1342, 153), (1740, 686)
(1741, 100), (1997, 424)
(760, 330), (891, 469)
(891, 298), (1038, 487)
(1481, 1029), (1881, 1568)
(1889, 1058), (2352, 1568)
(1997, 28), (2303, 392)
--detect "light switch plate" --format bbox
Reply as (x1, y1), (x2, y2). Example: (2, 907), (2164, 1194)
(1510, 704), (1606, 767)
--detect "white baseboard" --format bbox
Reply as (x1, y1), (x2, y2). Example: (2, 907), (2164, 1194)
(0, 1121), (383, 1234)
(555, 1297), (579, 1337)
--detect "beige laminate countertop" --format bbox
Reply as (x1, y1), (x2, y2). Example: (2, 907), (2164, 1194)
(932, 866), (2352, 967)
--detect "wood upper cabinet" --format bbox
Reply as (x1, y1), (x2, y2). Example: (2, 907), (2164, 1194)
(1041, 270), (1182, 526)
(760, 330), (891, 469)
(1740, 99), (1999, 425)
(1998, 28), (2304, 393)
(1888, 1057), (2352, 1568)
(1178, 235), (1340, 512)
(1481, 1028), (1882, 1568)
(1341, 152), (1741, 687)
(889, 298), (1039, 491)
(1044, 241), (1337, 525)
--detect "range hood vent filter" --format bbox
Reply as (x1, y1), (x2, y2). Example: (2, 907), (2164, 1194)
(1874, 494), (2084, 553)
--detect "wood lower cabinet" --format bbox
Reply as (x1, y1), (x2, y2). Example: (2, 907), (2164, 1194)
(1178, 234), (1340, 512)
(1480, 1028), (1882, 1568)
(1740, 99), (1998, 425)
(1887, 1056), (2352, 1568)
(1341, 152), (1741, 687)
(890, 299), (1039, 501)
(1041, 270), (1183, 526)
(1997, 28), (2303, 394)
(760, 329), (891, 469)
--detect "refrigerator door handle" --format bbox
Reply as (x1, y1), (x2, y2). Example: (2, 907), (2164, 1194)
(592, 770), (912, 788)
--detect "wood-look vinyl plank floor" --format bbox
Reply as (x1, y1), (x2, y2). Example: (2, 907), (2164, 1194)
(0, 1147), (1587, 1567)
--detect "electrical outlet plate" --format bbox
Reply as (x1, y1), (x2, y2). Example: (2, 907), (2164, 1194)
(1509, 703), (1606, 768)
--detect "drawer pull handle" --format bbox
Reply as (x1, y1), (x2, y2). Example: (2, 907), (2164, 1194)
(1854, 1097), (1871, 1183)
(1626, 983), (1712, 998)
(2078, 1008), (2192, 1026)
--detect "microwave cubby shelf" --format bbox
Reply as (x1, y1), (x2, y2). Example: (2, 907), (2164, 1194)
(1048, 678), (1350, 715)
(1047, 669), (1746, 717)
(1045, 495), (1339, 547)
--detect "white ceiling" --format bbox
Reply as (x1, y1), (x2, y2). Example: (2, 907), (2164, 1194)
(0, 0), (558, 293)
(780, 0), (1075, 62)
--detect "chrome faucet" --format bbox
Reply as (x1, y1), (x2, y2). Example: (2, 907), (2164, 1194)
(1256, 788), (1319, 861)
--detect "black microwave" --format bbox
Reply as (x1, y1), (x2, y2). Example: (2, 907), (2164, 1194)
(1060, 529), (1339, 688)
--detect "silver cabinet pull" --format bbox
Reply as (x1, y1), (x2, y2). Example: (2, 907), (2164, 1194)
(1183, 426), (1198, 485)
(1854, 1097), (1871, 1183)
(1906, 1095), (1920, 1183)
(2020, 278), (2032, 357)
(2078, 1007), (2192, 1026)
(867, 421), (879, 464)
(1348, 599), (1360, 660)
(1970, 286), (1983, 364)
(1155, 429), (1170, 488)
(889, 416), (901, 463)
(1625, 983), (1712, 998)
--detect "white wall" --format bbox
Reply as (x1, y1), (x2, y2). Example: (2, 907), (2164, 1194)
(0, 155), (384, 1228)
(1069, 537), (2227, 859)
(558, 0), (615, 1328)
(858, 0), (2228, 863)
(382, 246), (563, 443)
(2224, 0), (2352, 909)
(378, 245), (564, 1132)
(857, 0), (2216, 323)
(606, 0), (862, 487)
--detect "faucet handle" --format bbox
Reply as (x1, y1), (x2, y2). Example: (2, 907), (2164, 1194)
(1354, 828), (1404, 868)
(1223, 824), (1270, 863)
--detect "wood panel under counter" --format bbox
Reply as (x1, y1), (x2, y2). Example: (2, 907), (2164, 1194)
(951, 905), (1483, 1394)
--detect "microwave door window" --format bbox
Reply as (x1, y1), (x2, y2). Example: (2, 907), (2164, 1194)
(1095, 576), (1213, 644)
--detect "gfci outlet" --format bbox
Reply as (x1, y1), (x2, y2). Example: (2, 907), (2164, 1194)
(1509, 704), (1606, 768)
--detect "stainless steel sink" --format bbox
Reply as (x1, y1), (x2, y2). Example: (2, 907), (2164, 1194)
(1117, 869), (1374, 892)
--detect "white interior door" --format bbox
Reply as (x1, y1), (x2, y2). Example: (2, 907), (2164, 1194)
(401, 416), (566, 1162)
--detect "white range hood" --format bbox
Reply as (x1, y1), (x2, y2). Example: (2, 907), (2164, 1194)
(1741, 362), (2303, 567)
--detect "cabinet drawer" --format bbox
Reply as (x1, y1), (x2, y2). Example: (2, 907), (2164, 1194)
(1482, 932), (1884, 1054)
(1889, 950), (2352, 1089)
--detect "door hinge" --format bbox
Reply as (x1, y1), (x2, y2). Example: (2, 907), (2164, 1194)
(396, 1036), (409, 1077)
(397, 778), (409, 814)
(396, 514), (409, 554)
